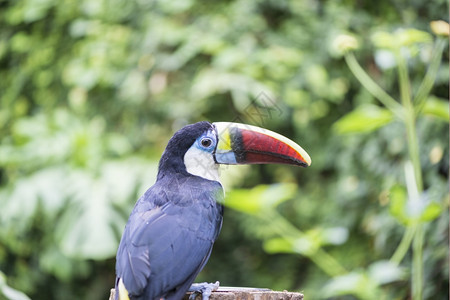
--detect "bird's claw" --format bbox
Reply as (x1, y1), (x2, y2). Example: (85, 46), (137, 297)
(188, 281), (220, 300)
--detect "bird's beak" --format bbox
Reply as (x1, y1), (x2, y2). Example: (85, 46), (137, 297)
(213, 122), (311, 167)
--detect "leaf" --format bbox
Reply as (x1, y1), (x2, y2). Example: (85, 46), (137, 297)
(323, 272), (376, 299)
(397, 29), (432, 47)
(422, 97), (449, 122)
(263, 237), (295, 254)
(324, 261), (404, 298)
(223, 189), (260, 214)
(389, 184), (444, 225)
(0, 272), (31, 300)
(389, 185), (408, 224)
(225, 184), (297, 215)
(371, 31), (396, 49)
(263, 236), (317, 256)
(419, 202), (443, 222)
(292, 236), (317, 255)
(333, 105), (394, 134)
(39, 246), (85, 281)
(372, 29), (432, 50)
(55, 171), (125, 260)
(368, 260), (405, 285)
(55, 159), (157, 260)
(321, 227), (349, 245)
(191, 69), (270, 102)
(0, 167), (68, 235)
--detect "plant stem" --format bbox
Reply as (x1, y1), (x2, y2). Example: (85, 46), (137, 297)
(309, 249), (348, 278)
(395, 47), (425, 300)
(344, 53), (404, 119)
(414, 38), (447, 113)
(406, 37), (447, 299)
(265, 210), (347, 277)
(390, 224), (416, 265)
(404, 103), (424, 193)
(396, 49), (412, 108)
(412, 224), (425, 300)
(395, 47), (424, 193)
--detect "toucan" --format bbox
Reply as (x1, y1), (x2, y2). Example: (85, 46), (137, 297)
(115, 121), (311, 300)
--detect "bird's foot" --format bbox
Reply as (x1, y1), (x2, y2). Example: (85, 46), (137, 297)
(188, 281), (220, 300)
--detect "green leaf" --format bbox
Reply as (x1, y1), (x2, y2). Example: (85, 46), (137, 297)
(324, 262), (402, 299)
(263, 237), (295, 254)
(223, 189), (260, 214)
(419, 202), (443, 222)
(368, 260), (405, 285)
(0, 272), (31, 300)
(422, 97), (449, 122)
(397, 29), (433, 47)
(55, 159), (157, 260)
(324, 272), (377, 299)
(389, 185), (408, 224)
(334, 105), (394, 134)
(225, 184), (297, 215)
(263, 236), (317, 256)
(372, 29), (432, 50)
(55, 171), (125, 260)
(389, 184), (444, 225)
(39, 246), (86, 281)
(0, 167), (69, 234)
(371, 31), (396, 49)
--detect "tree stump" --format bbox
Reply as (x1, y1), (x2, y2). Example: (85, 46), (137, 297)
(109, 287), (304, 300)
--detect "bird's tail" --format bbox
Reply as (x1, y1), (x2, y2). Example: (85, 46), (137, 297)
(116, 278), (130, 300)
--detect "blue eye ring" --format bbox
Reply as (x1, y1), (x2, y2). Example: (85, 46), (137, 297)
(200, 137), (213, 148)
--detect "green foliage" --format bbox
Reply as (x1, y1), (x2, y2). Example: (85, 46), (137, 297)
(389, 184), (443, 225)
(225, 184), (297, 215)
(0, 0), (448, 299)
(323, 261), (405, 300)
(0, 271), (31, 300)
(333, 105), (394, 134)
(422, 96), (450, 121)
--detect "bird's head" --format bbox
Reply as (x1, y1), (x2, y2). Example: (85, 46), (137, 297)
(157, 121), (311, 181)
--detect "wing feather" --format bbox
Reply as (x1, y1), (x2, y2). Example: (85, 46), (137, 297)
(115, 175), (224, 300)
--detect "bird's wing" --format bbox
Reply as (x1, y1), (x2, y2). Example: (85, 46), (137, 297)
(116, 184), (223, 299)
(115, 204), (162, 298)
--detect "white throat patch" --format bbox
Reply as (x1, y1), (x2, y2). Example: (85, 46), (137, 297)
(184, 145), (221, 182)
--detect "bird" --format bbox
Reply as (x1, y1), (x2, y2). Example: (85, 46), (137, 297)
(114, 121), (311, 300)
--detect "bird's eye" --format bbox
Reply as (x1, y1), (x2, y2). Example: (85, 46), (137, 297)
(200, 138), (213, 148)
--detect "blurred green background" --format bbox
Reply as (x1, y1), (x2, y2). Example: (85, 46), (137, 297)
(0, 0), (448, 299)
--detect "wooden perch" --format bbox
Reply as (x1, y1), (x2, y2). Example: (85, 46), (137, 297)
(109, 287), (304, 300)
